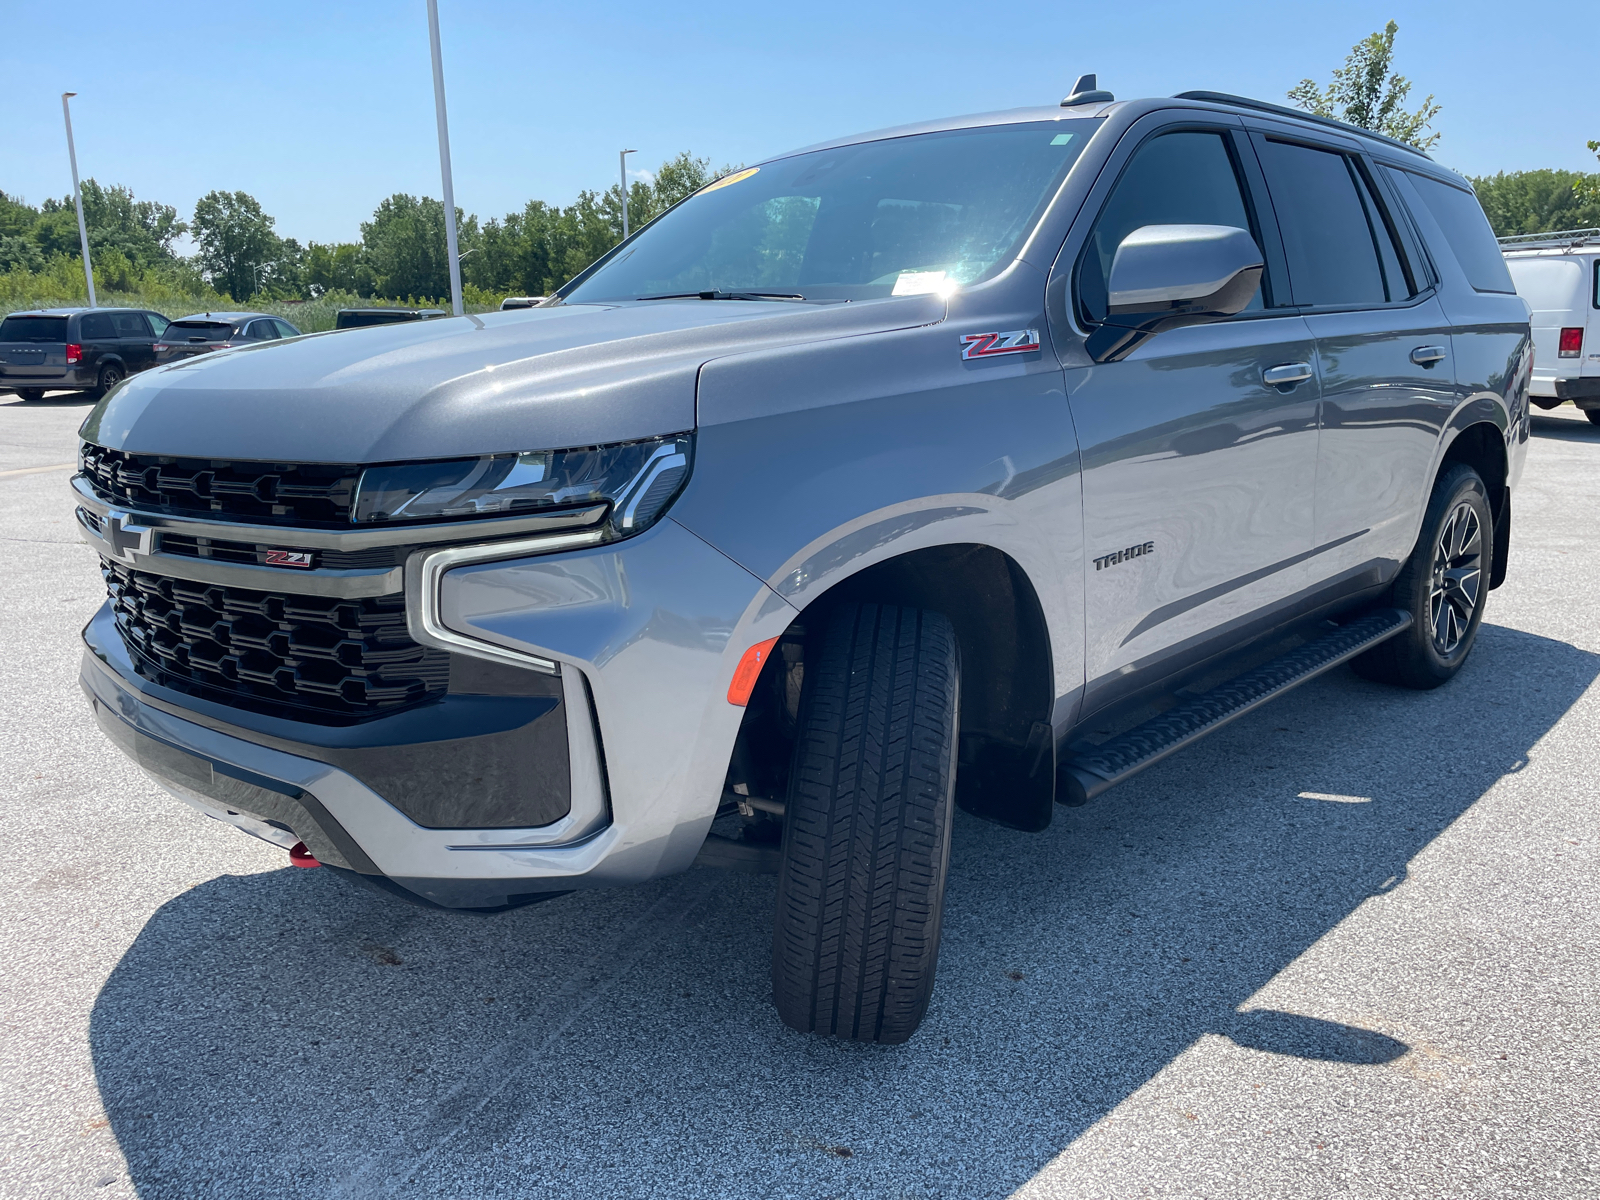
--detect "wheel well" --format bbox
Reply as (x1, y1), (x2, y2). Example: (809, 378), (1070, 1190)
(1440, 422), (1509, 588)
(725, 544), (1058, 833)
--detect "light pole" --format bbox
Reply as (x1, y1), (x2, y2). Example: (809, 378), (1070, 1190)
(619, 149), (636, 241)
(426, 0), (464, 317)
(61, 93), (96, 308)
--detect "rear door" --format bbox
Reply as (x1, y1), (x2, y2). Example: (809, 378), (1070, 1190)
(112, 311), (157, 372)
(1058, 117), (1322, 714)
(1249, 128), (1459, 585)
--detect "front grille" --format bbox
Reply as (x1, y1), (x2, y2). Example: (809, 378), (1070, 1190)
(80, 444), (359, 527)
(156, 533), (403, 571)
(104, 562), (449, 720)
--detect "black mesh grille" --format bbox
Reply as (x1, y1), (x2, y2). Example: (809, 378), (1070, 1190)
(104, 561), (450, 719)
(155, 533), (403, 571)
(81, 443), (358, 527)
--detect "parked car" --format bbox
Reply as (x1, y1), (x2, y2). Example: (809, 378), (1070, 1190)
(335, 307), (447, 330)
(499, 296), (547, 310)
(153, 313), (301, 365)
(0, 307), (170, 401)
(72, 81), (1529, 1045)
(1500, 228), (1600, 423)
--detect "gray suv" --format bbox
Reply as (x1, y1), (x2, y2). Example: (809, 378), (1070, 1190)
(72, 85), (1530, 1045)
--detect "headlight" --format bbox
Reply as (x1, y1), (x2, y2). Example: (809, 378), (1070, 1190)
(352, 433), (692, 534)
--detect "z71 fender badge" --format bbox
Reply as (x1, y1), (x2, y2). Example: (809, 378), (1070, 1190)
(959, 329), (1041, 360)
(264, 549), (315, 569)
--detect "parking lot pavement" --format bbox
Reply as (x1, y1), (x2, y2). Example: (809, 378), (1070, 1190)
(1, 392), (1597, 1200)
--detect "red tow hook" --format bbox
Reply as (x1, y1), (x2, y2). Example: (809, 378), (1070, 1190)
(288, 841), (321, 868)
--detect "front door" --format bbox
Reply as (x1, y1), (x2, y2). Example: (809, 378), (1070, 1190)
(1062, 125), (1321, 715)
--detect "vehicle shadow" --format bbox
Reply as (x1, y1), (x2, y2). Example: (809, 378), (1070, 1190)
(1530, 411), (1600, 441)
(89, 620), (1596, 1199)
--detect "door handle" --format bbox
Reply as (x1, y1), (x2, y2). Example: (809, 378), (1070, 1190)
(1410, 345), (1447, 367)
(1262, 362), (1314, 387)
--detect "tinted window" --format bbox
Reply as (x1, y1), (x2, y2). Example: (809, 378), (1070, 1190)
(80, 313), (116, 339)
(1257, 140), (1390, 308)
(0, 316), (68, 342)
(247, 320), (279, 340)
(1403, 172), (1516, 294)
(1355, 173), (1414, 300)
(274, 319), (300, 337)
(564, 121), (1096, 303)
(112, 312), (150, 337)
(166, 321), (234, 342)
(145, 313), (169, 337)
(1078, 130), (1263, 322)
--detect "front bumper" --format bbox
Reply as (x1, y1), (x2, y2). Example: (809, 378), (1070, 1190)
(78, 516), (796, 909)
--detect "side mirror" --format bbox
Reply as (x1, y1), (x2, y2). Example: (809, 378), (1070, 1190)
(1087, 224), (1264, 362)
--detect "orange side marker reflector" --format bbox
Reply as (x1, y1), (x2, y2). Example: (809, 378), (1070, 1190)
(727, 637), (780, 706)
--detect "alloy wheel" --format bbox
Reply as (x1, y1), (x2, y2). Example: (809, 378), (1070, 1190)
(1429, 500), (1482, 655)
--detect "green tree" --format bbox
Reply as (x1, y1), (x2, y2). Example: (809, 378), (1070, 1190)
(1473, 169), (1600, 236)
(361, 194), (479, 300)
(303, 241), (371, 297)
(191, 190), (282, 300)
(1288, 21), (1442, 150)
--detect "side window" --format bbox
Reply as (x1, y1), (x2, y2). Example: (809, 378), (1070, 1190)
(80, 313), (116, 340)
(1255, 139), (1397, 308)
(274, 319), (300, 338)
(248, 320), (279, 340)
(1402, 171), (1516, 294)
(145, 313), (169, 338)
(1078, 129), (1265, 323)
(111, 312), (148, 338)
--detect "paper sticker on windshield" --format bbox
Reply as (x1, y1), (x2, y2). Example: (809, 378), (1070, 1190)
(1051, 133), (1074, 146)
(698, 167), (760, 195)
(893, 270), (949, 297)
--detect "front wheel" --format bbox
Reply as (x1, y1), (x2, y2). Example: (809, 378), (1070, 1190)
(771, 603), (960, 1044)
(1352, 462), (1492, 689)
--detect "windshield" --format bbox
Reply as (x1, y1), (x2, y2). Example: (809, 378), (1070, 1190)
(0, 316), (68, 342)
(562, 120), (1096, 304)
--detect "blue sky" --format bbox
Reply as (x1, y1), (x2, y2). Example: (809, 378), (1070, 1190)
(2, 0), (1593, 247)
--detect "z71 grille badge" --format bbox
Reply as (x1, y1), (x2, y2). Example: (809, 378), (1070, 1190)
(264, 549), (315, 569)
(959, 329), (1041, 360)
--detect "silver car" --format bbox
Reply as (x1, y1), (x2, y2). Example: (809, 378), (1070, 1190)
(73, 82), (1529, 1044)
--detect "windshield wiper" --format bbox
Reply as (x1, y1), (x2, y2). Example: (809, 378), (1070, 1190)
(637, 290), (806, 302)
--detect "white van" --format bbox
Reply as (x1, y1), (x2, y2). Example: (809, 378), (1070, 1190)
(1501, 229), (1600, 424)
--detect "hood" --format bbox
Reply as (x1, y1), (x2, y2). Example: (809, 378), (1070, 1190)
(81, 296), (945, 463)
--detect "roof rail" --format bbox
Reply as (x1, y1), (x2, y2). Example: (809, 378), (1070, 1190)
(1172, 91), (1432, 160)
(1497, 227), (1600, 251)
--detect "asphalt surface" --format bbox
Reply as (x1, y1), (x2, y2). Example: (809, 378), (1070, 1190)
(2, 392), (1597, 1199)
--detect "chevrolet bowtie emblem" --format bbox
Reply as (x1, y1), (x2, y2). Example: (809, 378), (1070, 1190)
(102, 511), (153, 564)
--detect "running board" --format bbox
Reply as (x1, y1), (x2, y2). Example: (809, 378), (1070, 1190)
(1058, 608), (1413, 806)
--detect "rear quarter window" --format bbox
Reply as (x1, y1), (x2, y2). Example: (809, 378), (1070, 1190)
(80, 313), (116, 339)
(1399, 171), (1515, 294)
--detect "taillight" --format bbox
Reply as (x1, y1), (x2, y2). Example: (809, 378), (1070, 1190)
(65, 343), (82, 364)
(1559, 327), (1583, 358)
(152, 343), (168, 352)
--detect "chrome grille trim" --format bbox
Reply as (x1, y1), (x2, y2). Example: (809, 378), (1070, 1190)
(71, 473), (608, 550)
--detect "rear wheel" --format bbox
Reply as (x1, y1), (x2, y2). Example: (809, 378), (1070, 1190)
(1352, 462), (1491, 689)
(1584, 409), (1600, 427)
(15, 388), (45, 403)
(771, 603), (959, 1044)
(95, 363), (125, 398)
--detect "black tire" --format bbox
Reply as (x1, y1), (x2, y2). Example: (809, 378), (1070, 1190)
(771, 603), (959, 1044)
(95, 363), (125, 398)
(15, 388), (46, 403)
(1584, 409), (1600, 427)
(1352, 462), (1491, 689)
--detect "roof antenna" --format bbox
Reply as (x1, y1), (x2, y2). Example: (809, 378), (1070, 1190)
(1062, 73), (1115, 107)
